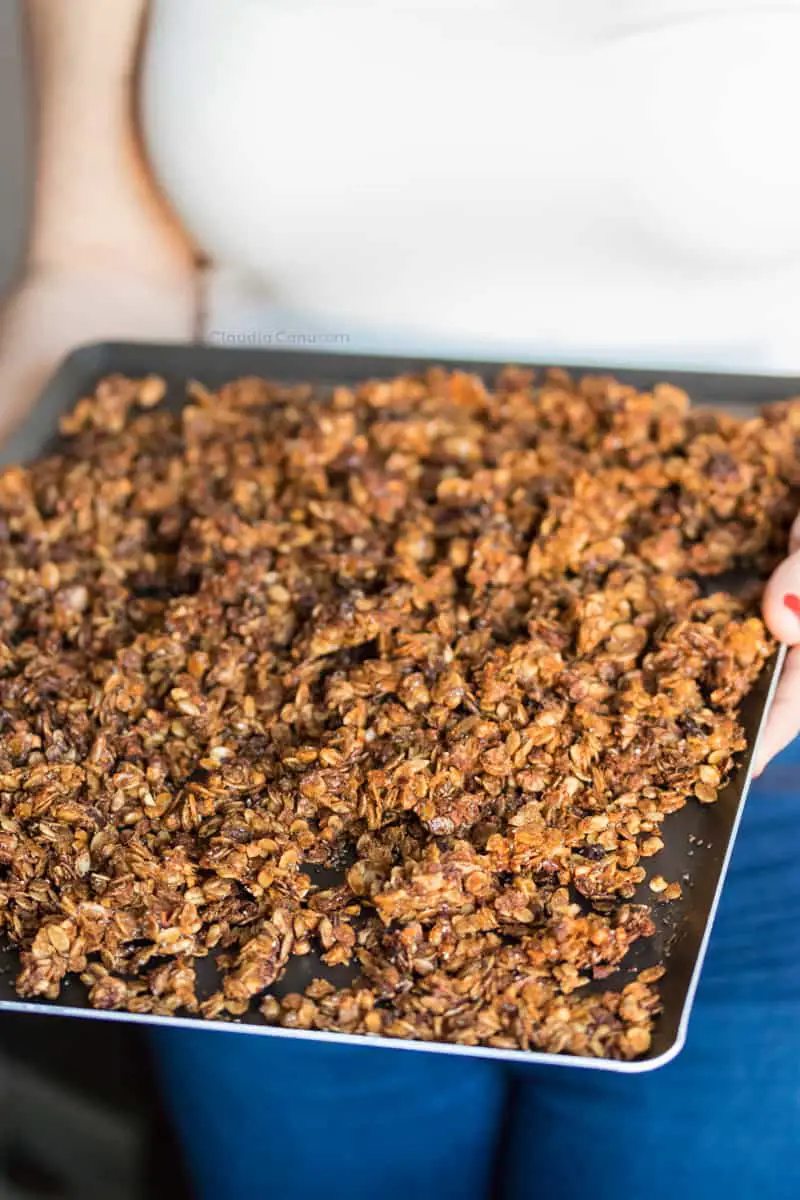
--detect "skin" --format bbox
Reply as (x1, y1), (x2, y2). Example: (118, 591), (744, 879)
(0, 0), (197, 439)
(1, 0), (799, 771)
(757, 513), (800, 773)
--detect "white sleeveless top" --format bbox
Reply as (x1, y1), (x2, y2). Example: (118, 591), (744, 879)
(141, 0), (800, 371)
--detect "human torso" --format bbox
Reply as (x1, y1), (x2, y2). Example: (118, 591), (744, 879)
(142, 0), (800, 369)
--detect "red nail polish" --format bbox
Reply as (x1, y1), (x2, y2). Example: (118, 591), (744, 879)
(783, 593), (800, 618)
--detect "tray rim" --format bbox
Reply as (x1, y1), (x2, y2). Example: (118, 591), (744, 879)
(0, 339), (791, 1072)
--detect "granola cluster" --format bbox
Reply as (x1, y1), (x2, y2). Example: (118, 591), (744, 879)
(0, 367), (795, 1059)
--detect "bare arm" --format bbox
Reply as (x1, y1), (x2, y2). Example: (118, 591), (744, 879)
(0, 0), (197, 436)
(24, 0), (195, 280)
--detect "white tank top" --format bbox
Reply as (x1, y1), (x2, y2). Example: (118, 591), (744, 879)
(141, 1), (800, 370)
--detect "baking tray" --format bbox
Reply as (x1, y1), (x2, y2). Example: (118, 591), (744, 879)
(0, 341), (790, 1073)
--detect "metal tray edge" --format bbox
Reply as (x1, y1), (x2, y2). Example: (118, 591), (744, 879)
(0, 343), (791, 1072)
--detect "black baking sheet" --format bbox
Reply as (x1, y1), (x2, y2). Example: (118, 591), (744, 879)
(0, 341), (790, 1072)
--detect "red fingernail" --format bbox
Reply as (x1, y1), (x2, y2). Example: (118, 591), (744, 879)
(783, 593), (800, 618)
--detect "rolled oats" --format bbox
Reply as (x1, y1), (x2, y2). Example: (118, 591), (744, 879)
(0, 366), (793, 1059)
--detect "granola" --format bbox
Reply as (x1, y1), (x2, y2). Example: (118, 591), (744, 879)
(0, 366), (795, 1059)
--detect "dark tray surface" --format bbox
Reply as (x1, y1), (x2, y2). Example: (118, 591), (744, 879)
(0, 342), (789, 1072)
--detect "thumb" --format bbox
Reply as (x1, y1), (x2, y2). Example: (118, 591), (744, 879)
(762, 512), (800, 645)
(755, 513), (800, 775)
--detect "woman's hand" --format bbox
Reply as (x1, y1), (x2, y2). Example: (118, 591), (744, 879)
(0, 263), (195, 441)
(756, 512), (800, 773)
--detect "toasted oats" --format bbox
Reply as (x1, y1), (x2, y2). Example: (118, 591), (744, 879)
(0, 366), (790, 1060)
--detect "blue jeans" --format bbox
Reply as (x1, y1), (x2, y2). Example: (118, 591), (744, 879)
(153, 743), (800, 1200)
